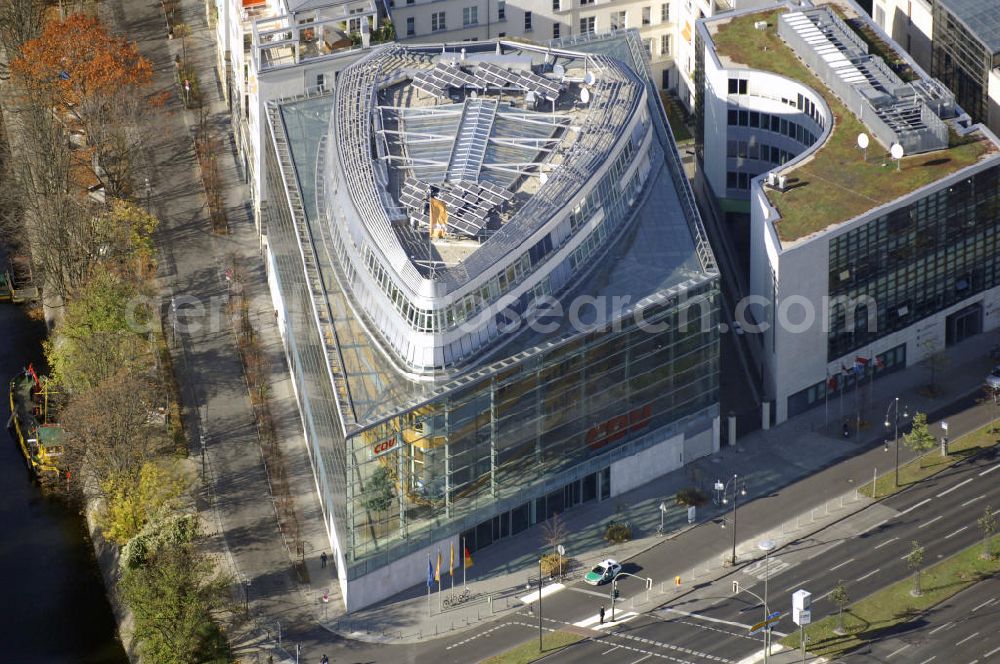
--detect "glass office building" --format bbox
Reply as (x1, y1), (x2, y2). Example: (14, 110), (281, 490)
(263, 33), (720, 610)
(931, 0), (1000, 129)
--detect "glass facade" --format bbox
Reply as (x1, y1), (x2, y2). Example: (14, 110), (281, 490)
(827, 163), (1000, 359)
(932, 2), (1000, 128)
(263, 35), (720, 592)
(344, 288), (718, 576)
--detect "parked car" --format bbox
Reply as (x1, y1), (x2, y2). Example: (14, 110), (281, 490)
(584, 559), (622, 586)
(986, 365), (1000, 390)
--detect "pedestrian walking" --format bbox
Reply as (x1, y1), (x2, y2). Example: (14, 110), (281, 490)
(599, 606), (605, 624)
(320, 552), (328, 569)
(320, 655), (329, 664)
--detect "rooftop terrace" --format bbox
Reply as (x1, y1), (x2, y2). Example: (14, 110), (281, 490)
(708, 4), (996, 245)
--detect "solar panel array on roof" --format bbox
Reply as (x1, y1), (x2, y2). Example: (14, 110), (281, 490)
(412, 62), (482, 98)
(399, 177), (514, 238)
(474, 62), (562, 101)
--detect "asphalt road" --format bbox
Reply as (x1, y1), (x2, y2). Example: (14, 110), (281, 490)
(447, 448), (1000, 664)
(843, 576), (1000, 664)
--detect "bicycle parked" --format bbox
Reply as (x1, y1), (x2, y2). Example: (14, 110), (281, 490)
(442, 586), (473, 608)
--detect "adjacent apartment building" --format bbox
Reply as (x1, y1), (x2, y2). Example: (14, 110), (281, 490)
(262, 33), (721, 609)
(871, 0), (1000, 136)
(698, 0), (1000, 424)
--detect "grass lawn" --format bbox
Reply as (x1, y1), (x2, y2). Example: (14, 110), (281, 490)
(781, 534), (1000, 659)
(481, 630), (585, 664)
(860, 420), (1000, 499)
(709, 10), (993, 245)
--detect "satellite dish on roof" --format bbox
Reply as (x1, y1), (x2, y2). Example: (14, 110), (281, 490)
(540, 172), (548, 184)
(890, 143), (904, 171)
(856, 133), (869, 149)
(583, 71), (596, 86)
(553, 63), (565, 78)
(579, 87), (590, 104)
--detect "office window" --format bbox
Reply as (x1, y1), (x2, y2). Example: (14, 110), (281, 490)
(432, 11), (446, 30)
(463, 6), (478, 25)
(406, 16), (415, 35)
(553, 0), (560, 10)
(581, 0), (594, 5)
(524, 11), (532, 30)
(660, 33), (670, 56)
(661, 3), (669, 22)
(497, 0), (505, 19)
(611, 10), (626, 30)
(406, 0), (414, 4)
(580, 16), (595, 34)
(553, 22), (560, 38)
(644, 39), (652, 56)
(727, 171), (737, 188)
(642, 6), (651, 25)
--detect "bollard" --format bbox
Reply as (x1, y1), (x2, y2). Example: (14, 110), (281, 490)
(660, 581), (665, 594)
(825, 500), (830, 516)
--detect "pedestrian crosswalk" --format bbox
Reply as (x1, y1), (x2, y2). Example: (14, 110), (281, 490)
(573, 611), (639, 628)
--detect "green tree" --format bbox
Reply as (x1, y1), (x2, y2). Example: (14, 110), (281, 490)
(979, 504), (997, 560)
(363, 465), (395, 514)
(120, 542), (230, 664)
(829, 580), (850, 633)
(903, 413), (936, 468)
(906, 541), (924, 596)
(44, 270), (152, 392)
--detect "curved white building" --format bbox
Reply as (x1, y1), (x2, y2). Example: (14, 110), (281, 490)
(324, 43), (656, 373)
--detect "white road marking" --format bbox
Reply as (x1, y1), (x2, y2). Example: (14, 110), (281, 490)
(574, 613), (602, 628)
(659, 607), (752, 630)
(946, 526), (968, 539)
(886, 643), (911, 658)
(917, 657), (937, 664)
(955, 632), (979, 646)
(519, 583), (565, 604)
(856, 569), (880, 582)
(928, 621), (953, 635)
(830, 558), (855, 571)
(601, 645), (621, 655)
(743, 557), (793, 580)
(979, 464), (1000, 476)
(937, 478), (974, 497)
(595, 611), (639, 629)
(919, 515), (945, 529)
(783, 579), (812, 593)
(984, 645), (1000, 658)
(629, 655), (651, 664)
(875, 537), (899, 550)
(971, 598), (995, 612)
(899, 498), (932, 516)
(962, 494), (986, 507)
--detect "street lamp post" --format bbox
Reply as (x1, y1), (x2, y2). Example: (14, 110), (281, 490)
(538, 558), (542, 652)
(884, 397), (909, 487)
(758, 539), (776, 663)
(718, 474), (747, 565)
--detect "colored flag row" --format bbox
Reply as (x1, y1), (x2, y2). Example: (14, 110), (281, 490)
(427, 542), (473, 587)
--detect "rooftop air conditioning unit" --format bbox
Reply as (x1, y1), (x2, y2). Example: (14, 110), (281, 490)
(767, 172), (777, 187)
(778, 175), (787, 190)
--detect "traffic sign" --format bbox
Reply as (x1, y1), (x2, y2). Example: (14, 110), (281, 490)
(793, 607), (811, 625)
(748, 612), (784, 635)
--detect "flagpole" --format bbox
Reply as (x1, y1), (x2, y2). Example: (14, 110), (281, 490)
(451, 542), (455, 592)
(427, 554), (431, 617)
(462, 537), (466, 588)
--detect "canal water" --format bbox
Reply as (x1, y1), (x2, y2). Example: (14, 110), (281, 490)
(0, 302), (128, 663)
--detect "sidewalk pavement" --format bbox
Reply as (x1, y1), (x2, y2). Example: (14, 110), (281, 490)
(109, 0), (1000, 654)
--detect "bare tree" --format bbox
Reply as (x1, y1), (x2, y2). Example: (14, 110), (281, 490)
(61, 372), (165, 498)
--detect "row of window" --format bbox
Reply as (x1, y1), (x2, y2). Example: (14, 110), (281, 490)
(786, 344), (906, 418)
(395, 0), (670, 21)
(726, 109), (819, 147)
(726, 140), (796, 165)
(403, 3), (672, 39)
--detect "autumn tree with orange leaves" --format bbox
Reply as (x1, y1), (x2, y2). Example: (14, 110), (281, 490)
(12, 15), (154, 199)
